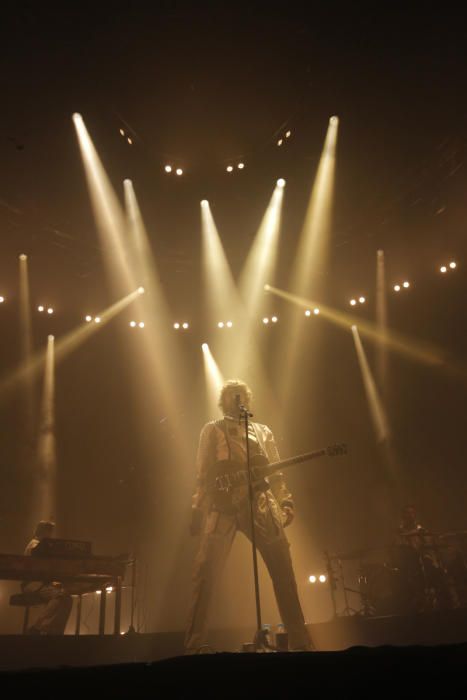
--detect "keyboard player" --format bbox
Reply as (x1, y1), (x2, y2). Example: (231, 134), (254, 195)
(22, 520), (73, 635)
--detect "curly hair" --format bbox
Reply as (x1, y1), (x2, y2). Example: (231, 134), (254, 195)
(218, 379), (253, 412)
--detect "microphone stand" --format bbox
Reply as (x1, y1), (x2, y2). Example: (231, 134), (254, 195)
(125, 556), (137, 634)
(239, 403), (270, 652)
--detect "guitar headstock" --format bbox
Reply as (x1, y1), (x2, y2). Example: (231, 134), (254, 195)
(326, 443), (348, 457)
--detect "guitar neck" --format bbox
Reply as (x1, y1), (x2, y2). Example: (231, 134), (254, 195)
(261, 449), (327, 477)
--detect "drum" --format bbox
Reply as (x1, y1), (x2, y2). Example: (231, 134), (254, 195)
(438, 532), (467, 606)
(359, 562), (413, 616)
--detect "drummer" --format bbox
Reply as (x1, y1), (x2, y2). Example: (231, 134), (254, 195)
(396, 505), (457, 610)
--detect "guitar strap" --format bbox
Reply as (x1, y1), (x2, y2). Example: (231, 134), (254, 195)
(214, 418), (232, 462)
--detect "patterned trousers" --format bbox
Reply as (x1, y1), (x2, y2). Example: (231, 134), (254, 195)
(185, 490), (312, 651)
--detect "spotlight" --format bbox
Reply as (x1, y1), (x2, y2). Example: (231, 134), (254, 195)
(305, 309), (311, 317)
(403, 281), (410, 288)
(309, 575), (317, 584)
(139, 322), (145, 328)
(165, 165), (172, 173)
(226, 165), (233, 172)
(285, 130), (291, 138)
(176, 168), (183, 176)
(359, 296), (366, 304)
(94, 317), (101, 323)
(201, 199), (208, 207)
(271, 316), (278, 323)
(138, 286), (145, 294)
(394, 285), (401, 292)
(226, 321), (233, 328)
(313, 308), (320, 315)
(218, 322), (224, 328)
(262, 317), (269, 324)
(182, 322), (189, 329)
(277, 139), (283, 146)
(277, 178), (286, 188)
(330, 116), (339, 125)
(174, 323), (180, 329)
(202, 343), (208, 351)
(38, 305), (44, 312)
(48, 335), (54, 341)
(106, 586), (113, 593)
(319, 574), (327, 583)
(119, 128), (125, 136)
(449, 261), (457, 269)
(127, 137), (133, 145)
(85, 315), (92, 322)
(440, 266), (447, 273)
(19, 253), (27, 261)
(47, 308), (54, 314)
(350, 299), (357, 306)
(0, 296), (4, 303)
(238, 163), (245, 169)
(130, 321), (136, 327)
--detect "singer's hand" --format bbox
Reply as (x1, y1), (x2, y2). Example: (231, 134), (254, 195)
(281, 505), (294, 527)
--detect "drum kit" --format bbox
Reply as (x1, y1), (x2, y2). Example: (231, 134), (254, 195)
(328, 530), (467, 617)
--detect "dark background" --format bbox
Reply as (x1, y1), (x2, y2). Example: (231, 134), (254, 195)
(0, 3), (466, 631)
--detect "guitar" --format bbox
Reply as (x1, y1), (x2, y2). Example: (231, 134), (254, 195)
(206, 443), (347, 511)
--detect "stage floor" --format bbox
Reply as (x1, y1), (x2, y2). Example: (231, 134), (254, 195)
(2, 607), (467, 672)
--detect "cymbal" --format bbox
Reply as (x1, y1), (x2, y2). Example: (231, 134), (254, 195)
(331, 545), (402, 560)
(439, 531), (467, 538)
(398, 529), (438, 537)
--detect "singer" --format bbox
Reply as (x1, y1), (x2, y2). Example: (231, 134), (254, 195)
(184, 379), (312, 652)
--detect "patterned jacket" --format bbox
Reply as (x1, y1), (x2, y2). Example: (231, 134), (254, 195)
(192, 416), (294, 514)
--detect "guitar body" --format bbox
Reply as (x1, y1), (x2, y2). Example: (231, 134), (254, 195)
(207, 454), (270, 513)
